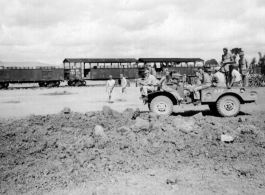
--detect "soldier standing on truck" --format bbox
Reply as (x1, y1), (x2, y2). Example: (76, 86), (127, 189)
(106, 75), (115, 103)
(238, 51), (249, 87)
(227, 65), (242, 88)
(221, 47), (235, 85)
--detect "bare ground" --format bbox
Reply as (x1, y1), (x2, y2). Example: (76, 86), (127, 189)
(0, 85), (265, 195)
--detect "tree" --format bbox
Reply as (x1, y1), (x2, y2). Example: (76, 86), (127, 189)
(205, 59), (219, 67)
(258, 52), (265, 66)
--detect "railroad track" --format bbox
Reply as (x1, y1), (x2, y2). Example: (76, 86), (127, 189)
(0, 84), (107, 90)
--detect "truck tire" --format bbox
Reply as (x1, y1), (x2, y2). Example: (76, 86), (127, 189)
(208, 104), (218, 115)
(217, 95), (240, 117)
(150, 96), (173, 115)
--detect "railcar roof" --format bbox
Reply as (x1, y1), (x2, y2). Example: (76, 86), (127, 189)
(138, 58), (204, 62)
(63, 58), (138, 63)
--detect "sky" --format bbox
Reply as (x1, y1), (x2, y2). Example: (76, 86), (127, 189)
(0, 0), (265, 65)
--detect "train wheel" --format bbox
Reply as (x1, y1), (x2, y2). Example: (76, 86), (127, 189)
(39, 82), (44, 87)
(0, 83), (5, 89)
(55, 81), (60, 87)
(81, 80), (86, 86)
(4, 83), (9, 89)
(68, 81), (73, 86)
(45, 82), (55, 87)
(74, 81), (82, 86)
(71, 81), (76, 86)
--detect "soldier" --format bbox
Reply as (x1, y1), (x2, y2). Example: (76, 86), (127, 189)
(158, 70), (183, 102)
(238, 51), (249, 87)
(221, 47), (235, 85)
(106, 75), (115, 103)
(227, 65), (242, 88)
(193, 68), (212, 105)
(139, 69), (158, 99)
(211, 66), (226, 87)
(120, 74), (127, 101)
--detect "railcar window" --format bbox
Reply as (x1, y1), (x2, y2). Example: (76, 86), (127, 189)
(196, 61), (204, 67)
(104, 63), (111, 68)
(121, 63), (128, 68)
(187, 62), (194, 67)
(138, 63), (144, 68)
(112, 63), (119, 68)
(131, 62), (138, 68)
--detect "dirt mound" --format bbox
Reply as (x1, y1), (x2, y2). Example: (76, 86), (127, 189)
(1, 108), (265, 194)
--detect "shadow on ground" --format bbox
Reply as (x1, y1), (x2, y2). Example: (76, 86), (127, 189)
(172, 110), (250, 117)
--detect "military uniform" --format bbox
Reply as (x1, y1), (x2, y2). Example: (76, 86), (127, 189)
(222, 52), (235, 72)
(238, 56), (249, 87)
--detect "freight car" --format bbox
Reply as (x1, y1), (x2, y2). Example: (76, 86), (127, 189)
(0, 66), (64, 89)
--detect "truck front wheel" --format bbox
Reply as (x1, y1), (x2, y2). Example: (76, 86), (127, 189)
(150, 96), (173, 115)
(217, 95), (240, 117)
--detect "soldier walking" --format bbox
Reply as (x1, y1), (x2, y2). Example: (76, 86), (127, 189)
(106, 75), (115, 103)
(120, 74), (127, 101)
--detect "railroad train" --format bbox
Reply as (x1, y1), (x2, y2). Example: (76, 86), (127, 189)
(0, 58), (206, 89)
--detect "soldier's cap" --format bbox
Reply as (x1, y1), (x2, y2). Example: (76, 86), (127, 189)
(223, 47), (228, 51)
(239, 51), (244, 56)
(144, 69), (150, 74)
(214, 66), (221, 71)
(204, 68), (212, 72)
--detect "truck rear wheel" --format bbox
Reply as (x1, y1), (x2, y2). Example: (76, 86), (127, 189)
(150, 96), (173, 115)
(217, 95), (240, 117)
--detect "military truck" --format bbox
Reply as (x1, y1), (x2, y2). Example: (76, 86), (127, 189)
(145, 86), (258, 117)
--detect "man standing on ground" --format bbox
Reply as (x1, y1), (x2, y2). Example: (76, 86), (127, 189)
(106, 75), (115, 103)
(120, 74), (127, 101)
(238, 51), (249, 87)
(228, 65), (242, 88)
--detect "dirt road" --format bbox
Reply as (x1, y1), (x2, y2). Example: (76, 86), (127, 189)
(0, 86), (264, 119)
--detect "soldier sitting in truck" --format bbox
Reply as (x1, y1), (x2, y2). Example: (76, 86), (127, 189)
(228, 64), (242, 88)
(139, 69), (158, 99)
(211, 66), (226, 87)
(192, 68), (212, 105)
(158, 70), (183, 102)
